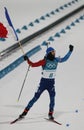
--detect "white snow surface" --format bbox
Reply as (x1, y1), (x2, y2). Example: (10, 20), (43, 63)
(0, 0), (84, 130)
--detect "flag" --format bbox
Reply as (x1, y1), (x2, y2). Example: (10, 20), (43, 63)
(0, 22), (8, 38)
(4, 7), (25, 54)
(4, 7), (19, 41)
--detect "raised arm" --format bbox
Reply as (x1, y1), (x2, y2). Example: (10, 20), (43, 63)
(56, 45), (74, 63)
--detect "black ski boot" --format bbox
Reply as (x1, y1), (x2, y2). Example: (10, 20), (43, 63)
(48, 111), (54, 120)
(19, 109), (28, 118)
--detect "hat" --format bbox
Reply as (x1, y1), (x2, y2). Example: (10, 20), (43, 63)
(46, 47), (55, 55)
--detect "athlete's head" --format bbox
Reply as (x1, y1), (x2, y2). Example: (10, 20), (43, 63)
(46, 47), (55, 61)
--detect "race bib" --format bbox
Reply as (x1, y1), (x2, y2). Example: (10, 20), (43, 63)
(42, 70), (56, 79)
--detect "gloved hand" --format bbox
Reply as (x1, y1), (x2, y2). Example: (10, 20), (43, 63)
(23, 55), (28, 61)
(69, 45), (74, 52)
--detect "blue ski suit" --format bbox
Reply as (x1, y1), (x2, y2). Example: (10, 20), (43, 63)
(25, 50), (72, 112)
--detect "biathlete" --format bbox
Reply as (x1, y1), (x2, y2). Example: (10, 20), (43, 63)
(19, 44), (74, 119)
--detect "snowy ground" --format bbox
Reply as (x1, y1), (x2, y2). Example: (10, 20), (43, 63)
(0, 0), (84, 130)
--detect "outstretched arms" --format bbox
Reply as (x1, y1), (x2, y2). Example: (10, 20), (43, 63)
(23, 44), (74, 66)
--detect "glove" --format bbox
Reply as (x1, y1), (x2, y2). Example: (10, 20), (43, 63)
(69, 44), (74, 52)
(23, 55), (28, 61)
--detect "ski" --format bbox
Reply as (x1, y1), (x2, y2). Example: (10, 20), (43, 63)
(10, 116), (62, 125)
(44, 118), (62, 125)
(10, 117), (24, 124)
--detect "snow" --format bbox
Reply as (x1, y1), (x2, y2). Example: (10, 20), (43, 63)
(0, 0), (84, 130)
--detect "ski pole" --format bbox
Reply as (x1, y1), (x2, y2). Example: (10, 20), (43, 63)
(17, 65), (30, 102)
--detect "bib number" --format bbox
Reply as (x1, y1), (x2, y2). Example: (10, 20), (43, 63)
(49, 73), (53, 78)
(42, 70), (56, 79)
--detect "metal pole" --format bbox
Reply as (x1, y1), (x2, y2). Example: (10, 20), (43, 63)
(17, 65), (30, 101)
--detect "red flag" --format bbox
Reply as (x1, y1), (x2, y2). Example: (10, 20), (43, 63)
(0, 22), (8, 38)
